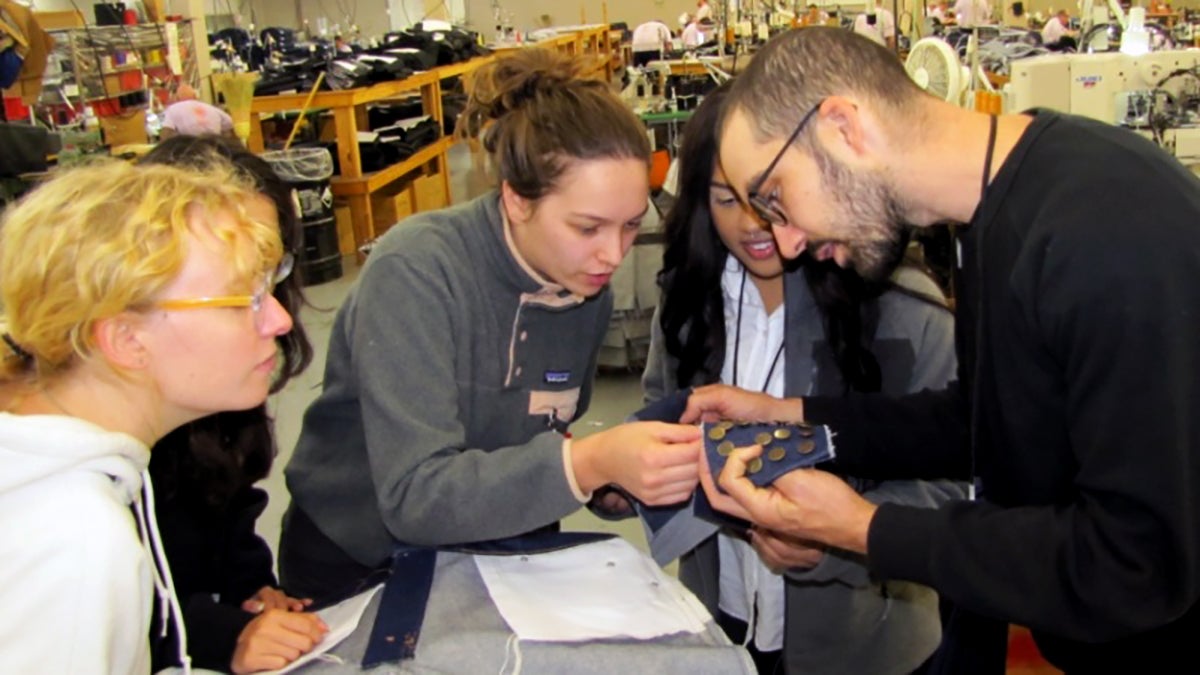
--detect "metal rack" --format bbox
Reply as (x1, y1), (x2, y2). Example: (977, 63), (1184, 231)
(64, 21), (195, 103)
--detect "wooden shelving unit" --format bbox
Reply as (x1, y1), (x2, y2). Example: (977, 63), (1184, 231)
(246, 55), (495, 253)
(246, 25), (619, 255)
(490, 25), (619, 82)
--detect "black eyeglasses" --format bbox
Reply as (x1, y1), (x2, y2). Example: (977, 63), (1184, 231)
(745, 98), (826, 226)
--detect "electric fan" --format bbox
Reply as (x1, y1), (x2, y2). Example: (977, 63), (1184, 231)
(905, 37), (968, 105)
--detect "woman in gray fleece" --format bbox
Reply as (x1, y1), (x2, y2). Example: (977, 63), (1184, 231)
(279, 49), (703, 600)
(643, 83), (966, 674)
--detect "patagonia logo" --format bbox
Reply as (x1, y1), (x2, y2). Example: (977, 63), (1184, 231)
(544, 370), (571, 384)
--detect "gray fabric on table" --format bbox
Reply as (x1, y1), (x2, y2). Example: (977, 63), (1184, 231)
(297, 551), (755, 674)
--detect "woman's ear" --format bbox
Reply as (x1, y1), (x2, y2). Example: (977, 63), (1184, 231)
(500, 181), (533, 224)
(92, 314), (150, 371)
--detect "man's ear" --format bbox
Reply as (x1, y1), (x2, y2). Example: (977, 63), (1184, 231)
(92, 314), (149, 371)
(814, 96), (874, 166)
(500, 181), (533, 224)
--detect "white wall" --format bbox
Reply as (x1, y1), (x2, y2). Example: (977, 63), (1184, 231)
(462, 0), (694, 38)
(25, 0), (463, 35)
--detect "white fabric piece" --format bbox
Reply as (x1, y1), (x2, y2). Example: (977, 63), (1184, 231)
(662, 157), (680, 196)
(261, 585), (383, 675)
(475, 538), (710, 641)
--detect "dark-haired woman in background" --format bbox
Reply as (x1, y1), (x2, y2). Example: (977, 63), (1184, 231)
(141, 136), (326, 674)
(279, 49), (702, 602)
(643, 83), (965, 675)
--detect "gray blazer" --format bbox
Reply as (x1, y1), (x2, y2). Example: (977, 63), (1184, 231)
(643, 265), (965, 675)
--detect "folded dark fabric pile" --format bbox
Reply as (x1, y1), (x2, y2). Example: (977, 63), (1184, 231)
(379, 25), (489, 67)
(250, 24), (489, 98)
(368, 99), (425, 129)
(379, 46), (437, 72)
(253, 34), (336, 96)
(354, 55), (416, 85)
(358, 116), (441, 172)
(325, 58), (373, 90)
(0, 122), (59, 176)
(255, 66), (324, 96)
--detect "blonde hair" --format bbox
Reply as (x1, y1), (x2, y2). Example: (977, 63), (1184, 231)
(0, 159), (283, 380)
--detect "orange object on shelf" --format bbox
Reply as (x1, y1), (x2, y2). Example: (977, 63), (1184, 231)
(649, 149), (671, 192)
(973, 90), (1002, 115)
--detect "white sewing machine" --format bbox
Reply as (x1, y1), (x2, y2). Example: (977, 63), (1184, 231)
(1004, 50), (1200, 162)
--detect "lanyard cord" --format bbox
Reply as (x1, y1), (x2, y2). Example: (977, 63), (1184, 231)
(982, 114), (997, 199)
(967, 113), (998, 501)
(731, 267), (785, 393)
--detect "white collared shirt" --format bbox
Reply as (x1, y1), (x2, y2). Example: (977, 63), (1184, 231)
(852, 7), (896, 45)
(954, 0), (990, 26)
(715, 256), (787, 652)
(632, 21), (672, 53)
(1042, 16), (1068, 44)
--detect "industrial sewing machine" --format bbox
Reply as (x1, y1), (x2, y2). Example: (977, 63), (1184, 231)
(1005, 49), (1200, 163)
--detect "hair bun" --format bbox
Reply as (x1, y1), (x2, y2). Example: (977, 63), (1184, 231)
(458, 49), (590, 140)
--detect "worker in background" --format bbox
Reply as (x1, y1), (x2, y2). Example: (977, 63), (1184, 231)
(631, 19), (674, 66)
(1041, 9), (1078, 50)
(852, 0), (896, 49)
(927, 0), (949, 22)
(682, 16), (714, 48)
(800, 4), (831, 26)
(953, 0), (992, 26)
(695, 0), (713, 23)
(159, 84), (235, 139)
(1006, 2), (1029, 29)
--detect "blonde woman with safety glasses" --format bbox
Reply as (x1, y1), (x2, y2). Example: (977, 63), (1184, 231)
(0, 160), (305, 674)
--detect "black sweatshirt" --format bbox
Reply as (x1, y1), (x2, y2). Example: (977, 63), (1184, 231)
(148, 416), (279, 674)
(805, 111), (1200, 671)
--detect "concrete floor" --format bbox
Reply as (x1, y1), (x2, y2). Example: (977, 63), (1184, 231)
(259, 142), (662, 575)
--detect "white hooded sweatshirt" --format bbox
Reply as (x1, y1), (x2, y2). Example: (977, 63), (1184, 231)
(0, 413), (188, 674)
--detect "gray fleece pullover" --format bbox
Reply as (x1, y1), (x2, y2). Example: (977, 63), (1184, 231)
(285, 192), (611, 566)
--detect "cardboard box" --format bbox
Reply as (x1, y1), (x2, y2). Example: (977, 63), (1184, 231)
(99, 109), (147, 146)
(34, 10), (86, 30)
(333, 201), (357, 256)
(3, 78), (44, 105)
(317, 112), (337, 142)
(413, 173), (447, 212)
(101, 70), (145, 97)
(371, 184), (413, 235)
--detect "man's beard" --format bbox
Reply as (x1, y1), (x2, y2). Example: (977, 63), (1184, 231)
(811, 145), (913, 283)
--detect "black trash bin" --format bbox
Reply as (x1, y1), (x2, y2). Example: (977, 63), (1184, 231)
(262, 148), (343, 286)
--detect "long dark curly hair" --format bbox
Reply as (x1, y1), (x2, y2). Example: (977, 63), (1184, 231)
(658, 81), (940, 394)
(140, 135), (314, 508)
